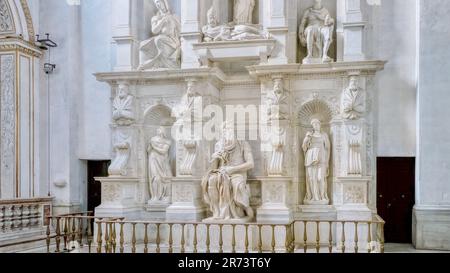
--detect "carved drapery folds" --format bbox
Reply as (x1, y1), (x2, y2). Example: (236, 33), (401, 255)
(112, 83), (136, 126)
(147, 127), (173, 203)
(138, 0), (181, 70)
(342, 76), (364, 120)
(108, 134), (131, 176)
(299, 0), (335, 64)
(201, 2), (269, 42)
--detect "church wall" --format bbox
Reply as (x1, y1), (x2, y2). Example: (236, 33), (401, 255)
(78, 0), (113, 160)
(413, 0), (450, 250)
(373, 0), (417, 157)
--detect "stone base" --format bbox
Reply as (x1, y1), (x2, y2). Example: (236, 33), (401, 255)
(302, 56), (333, 65)
(257, 176), (294, 224)
(94, 177), (141, 219)
(193, 39), (276, 67)
(303, 199), (330, 206)
(166, 177), (206, 222)
(143, 201), (171, 220)
(202, 217), (253, 224)
(413, 206), (450, 251)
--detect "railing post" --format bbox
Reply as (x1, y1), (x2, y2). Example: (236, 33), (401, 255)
(96, 221), (103, 253)
(328, 221), (333, 253)
(55, 217), (61, 253)
(144, 223), (149, 254)
(46, 218), (51, 253)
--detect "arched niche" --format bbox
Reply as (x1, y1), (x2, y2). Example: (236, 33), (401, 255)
(298, 98), (334, 127)
(143, 103), (177, 183)
(0, 0), (35, 41)
(296, 98), (335, 205)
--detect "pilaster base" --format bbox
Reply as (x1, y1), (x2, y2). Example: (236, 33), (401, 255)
(94, 177), (141, 219)
(257, 177), (293, 223)
(413, 206), (450, 251)
(166, 177), (206, 221)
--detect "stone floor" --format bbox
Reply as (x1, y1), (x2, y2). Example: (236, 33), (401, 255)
(384, 244), (450, 253)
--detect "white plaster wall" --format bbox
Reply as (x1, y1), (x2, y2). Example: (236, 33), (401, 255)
(78, 0), (113, 160)
(416, 0), (450, 206)
(38, 0), (86, 211)
(373, 0), (417, 157)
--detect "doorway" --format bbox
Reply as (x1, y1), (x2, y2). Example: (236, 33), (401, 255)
(377, 158), (415, 243)
(87, 161), (110, 213)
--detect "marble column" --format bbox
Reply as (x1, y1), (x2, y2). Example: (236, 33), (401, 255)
(180, 0), (202, 68)
(413, 0), (450, 251)
(337, 0), (366, 61)
(263, 0), (290, 64)
(112, 0), (139, 71)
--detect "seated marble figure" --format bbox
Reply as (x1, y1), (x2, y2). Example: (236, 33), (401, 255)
(139, 0), (181, 70)
(201, 122), (255, 222)
(299, 0), (335, 64)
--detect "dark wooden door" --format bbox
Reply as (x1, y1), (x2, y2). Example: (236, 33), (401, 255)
(87, 161), (110, 213)
(377, 158), (415, 243)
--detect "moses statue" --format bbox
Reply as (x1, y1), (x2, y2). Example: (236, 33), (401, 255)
(202, 122), (254, 222)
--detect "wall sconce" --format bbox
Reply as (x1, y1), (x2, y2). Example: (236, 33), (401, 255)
(44, 63), (56, 74)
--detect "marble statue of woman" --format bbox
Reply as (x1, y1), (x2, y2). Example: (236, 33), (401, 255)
(148, 127), (173, 202)
(112, 83), (135, 126)
(299, 0), (335, 64)
(342, 76), (364, 120)
(201, 122), (254, 222)
(234, 0), (256, 25)
(138, 0), (181, 70)
(108, 137), (131, 177)
(302, 119), (330, 205)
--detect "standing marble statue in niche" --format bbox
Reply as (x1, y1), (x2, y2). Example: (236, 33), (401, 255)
(342, 76), (364, 120)
(302, 119), (331, 205)
(147, 127), (173, 203)
(201, 4), (269, 42)
(112, 83), (135, 126)
(139, 0), (181, 70)
(266, 78), (289, 121)
(299, 0), (335, 64)
(201, 122), (254, 222)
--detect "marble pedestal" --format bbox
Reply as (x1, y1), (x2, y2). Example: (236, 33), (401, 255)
(257, 177), (293, 224)
(94, 177), (141, 218)
(193, 39), (276, 67)
(166, 177), (206, 221)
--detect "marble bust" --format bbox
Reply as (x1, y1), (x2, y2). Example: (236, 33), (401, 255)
(147, 127), (173, 203)
(342, 76), (364, 120)
(138, 0), (181, 70)
(302, 119), (330, 205)
(299, 0), (335, 64)
(267, 78), (289, 121)
(172, 80), (200, 123)
(112, 83), (135, 126)
(201, 122), (254, 222)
